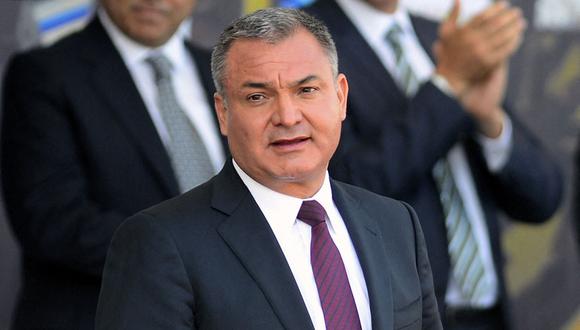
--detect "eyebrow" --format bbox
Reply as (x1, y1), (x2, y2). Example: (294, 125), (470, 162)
(241, 75), (320, 90)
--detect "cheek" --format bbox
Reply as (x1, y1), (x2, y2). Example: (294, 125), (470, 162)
(227, 106), (274, 154)
(173, 1), (196, 21)
(314, 114), (343, 149)
(228, 117), (258, 149)
(233, 110), (269, 136)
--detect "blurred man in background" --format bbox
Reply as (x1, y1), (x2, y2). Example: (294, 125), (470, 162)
(305, 0), (563, 328)
(1, 0), (226, 328)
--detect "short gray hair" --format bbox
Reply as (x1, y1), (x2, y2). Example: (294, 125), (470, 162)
(211, 8), (338, 96)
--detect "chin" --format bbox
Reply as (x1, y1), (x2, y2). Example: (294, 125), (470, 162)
(273, 165), (320, 182)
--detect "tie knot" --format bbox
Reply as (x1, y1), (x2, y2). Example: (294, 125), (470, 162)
(146, 54), (173, 82)
(297, 200), (327, 227)
(386, 23), (403, 43)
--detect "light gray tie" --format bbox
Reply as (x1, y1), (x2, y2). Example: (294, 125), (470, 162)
(385, 23), (420, 97)
(433, 161), (492, 305)
(147, 54), (214, 193)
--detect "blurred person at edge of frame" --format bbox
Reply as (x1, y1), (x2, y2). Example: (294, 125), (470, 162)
(304, 0), (563, 329)
(1, 0), (226, 328)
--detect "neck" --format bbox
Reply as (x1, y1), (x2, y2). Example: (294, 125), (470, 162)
(368, 0), (398, 14)
(269, 179), (325, 199)
(232, 160), (327, 199)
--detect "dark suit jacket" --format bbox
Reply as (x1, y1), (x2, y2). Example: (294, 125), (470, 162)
(305, 0), (563, 326)
(96, 160), (442, 329)
(1, 16), (222, 330)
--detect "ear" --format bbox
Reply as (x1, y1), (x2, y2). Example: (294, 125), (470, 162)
(336, 73), (348, 121)
(214, 92), (229, 136)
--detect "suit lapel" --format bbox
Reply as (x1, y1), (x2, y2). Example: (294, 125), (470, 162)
(212, 162), (314, 330)
(310, 0), (407, 110)
(339, 31), (401, 104)
(80, 18), (179, 197)
(186, 43), (215, 111)
(186, 43), (230, 155)
(331, 181), (394, 330)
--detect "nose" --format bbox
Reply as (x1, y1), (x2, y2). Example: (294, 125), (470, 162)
(271, 94), (302, 127)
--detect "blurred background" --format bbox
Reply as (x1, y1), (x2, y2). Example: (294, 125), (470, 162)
(0, 0), (578, 329)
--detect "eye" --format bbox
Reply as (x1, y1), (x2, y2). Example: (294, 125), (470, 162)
(247, 94), (266, 102)
(301, 87), (317, 94)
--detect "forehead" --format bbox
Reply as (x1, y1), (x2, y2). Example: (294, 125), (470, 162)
(224, 29), (333, 85)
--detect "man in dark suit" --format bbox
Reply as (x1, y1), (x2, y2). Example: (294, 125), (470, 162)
(305, 0), (563, 329)
(96, 8), (442, 330)
(1, 0), (225, 328)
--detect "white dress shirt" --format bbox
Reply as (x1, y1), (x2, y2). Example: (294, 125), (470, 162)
(98, 9), (225, 173)
(336, 0), (512, 307)
(232, 160), (372, 330)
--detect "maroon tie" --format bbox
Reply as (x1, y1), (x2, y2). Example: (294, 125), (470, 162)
(298, 200), (362, 330)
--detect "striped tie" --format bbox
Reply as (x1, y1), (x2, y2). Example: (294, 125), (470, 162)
(147, 54), (215, 193)
(433, 161), (492, 305)
(298, 200), (362, 330)
(385, 23), (419, 96)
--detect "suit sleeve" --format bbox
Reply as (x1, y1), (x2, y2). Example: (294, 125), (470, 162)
(402, 202), (443, 330)
(1, 53), (126, 276)
(96, 213), (194, 330)
(486, 114), (563, 222)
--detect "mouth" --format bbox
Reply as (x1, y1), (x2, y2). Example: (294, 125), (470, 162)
(270, 136), (310, 151)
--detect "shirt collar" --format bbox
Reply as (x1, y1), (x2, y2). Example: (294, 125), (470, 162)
(336, 0), (415, 44)
(97, 7), (189, 71)
(232, 159), (336, 230)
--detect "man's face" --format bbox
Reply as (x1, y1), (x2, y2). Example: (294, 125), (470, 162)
(215, 28), (348, 198)
(101, 0), (196, 47)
